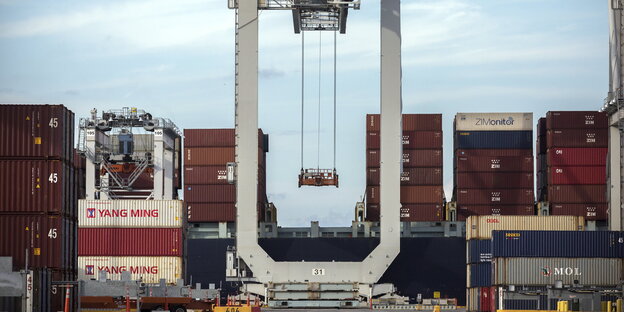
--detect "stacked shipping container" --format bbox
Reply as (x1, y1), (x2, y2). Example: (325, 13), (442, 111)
(183, 129), (269, 222)
(365, 114), (444, 221)
(77, 200), (184, 283)
(537, 111), (609, 220)
(453, 113), (535, 220)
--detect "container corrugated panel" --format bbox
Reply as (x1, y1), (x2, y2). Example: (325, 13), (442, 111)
(546, 129), (608, 148)
(0, 160), (72, 215)
(549, 203), (608, 221)
(184, 147), (265, 166)
(455, 149), (533, 157)
(466, 215), (584, 240)
(366, 149), (442, 168)
(547, 148), (608, 166)
(183, 128), (267, 149)
(546, 111), (608, 129)
(547, 185), (607, 203)
(467, 263), (491, 287)
(548, 166), (606, 185)
(457, 205), (535, 221)
(184, 165), (266, 185)
(367, 131), (442, 149)
(184, 184), (265, 203)
(78, 228), (183, 256)
(0, 105), (74, 161)
(493, 257), (622, 286)
(455, 113), (533, 131)
(537, 117), (546, 137)
(455, 155), (533, 172)
(455, 172), (533, 189)
(400, 204), (444, 221)
(366, 114), (442, 131)
(78, 256), (182, 284)
(186, 202), (266, 222)
(466, 287), (480, 312)
(491, 231), (624, 258)
(467, 240), (492, 264)
(366, 167), (442, 186)
(454, 131), (532, 149)
(456, 189), (534, 205)
(536, 136), (546, 155)
(367, 186), (444, 204)
(78, 200), (183, 228)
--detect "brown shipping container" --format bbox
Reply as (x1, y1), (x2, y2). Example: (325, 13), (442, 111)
(186, 202), (266, 222)
(184, 147), (265, 166)
(367, 131), (442, 149)
(547, 185), (607, 203)
(549, 203), (608, 221)
(546, 129), (608, 148)
(367, 186), (444, 204)
(365, 114), (442, 132)
(537, 117), (547, 137)
(546, 111), (608, 129)
(184, 128), (267, 149)
(365, 203), (444, 222)
(366, 167), (442, 186)
(366, 149), (442, 168)
(0, 104), (74, 161)
(184, 184), (266, 203)
(456, 205), (535, 221)
(455, 149), (532, 157)
(456, 189), (534, 205)
(455, 155), (533, 172)
(0, 214), (74, 270)
(78, 228), (182, 256)
(455, 172), (534, 189)
(365, 203), (380, 221)
(0, 160), (73, 215)
(184, 165), (266, 185)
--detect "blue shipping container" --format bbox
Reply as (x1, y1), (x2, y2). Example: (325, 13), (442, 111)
(454, 131), (532, 149)
(492, 231), (624, 258)
(468, 263), (491, 287)
(467, 240), (492, 264)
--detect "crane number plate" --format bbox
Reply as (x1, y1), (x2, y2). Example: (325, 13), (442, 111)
(312, 268), (325, 276)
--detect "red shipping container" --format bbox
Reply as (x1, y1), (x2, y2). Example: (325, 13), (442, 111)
(365, 203), (380, 221)
(456, 205), (535, 221)
(480, 287), (491, 312)
(546, 111), (608, 129)
(0, 160), (73, 215)
(546, 129), (608, 148)
(455, 156), (533, 172)
(184, 184), (266, 203)
(547, 148), (607, 166)
(78, 228), (182, 256)
(547, 185), (607, 203)
(367, 131), (442, 149)
(456, 189), (534, 205)
(365, 114), (442, 132)
(455, 149), (532, 157)
(366, 167), (442, 186)
(365, 203), (444, 222)
(455, 172), (534, 189)
(367, 186), (444, 204)
(548, 166), (606, 185)
(549, 203), (608, 221)
(184, 147), (265, 166)
(186, 202), (266, 222)
(184, 128), (267, 149)
(184, 165), (266, 185)
(0, 104), (74, 161)
(366, 149), (442, 168)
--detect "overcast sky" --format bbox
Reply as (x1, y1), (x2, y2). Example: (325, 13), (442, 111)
(0, 1), (608, 226)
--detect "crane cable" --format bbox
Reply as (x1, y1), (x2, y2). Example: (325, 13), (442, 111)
(300, 31), (305, 171)
(333, 30), (337, 171)
(317, 31), (322, 170)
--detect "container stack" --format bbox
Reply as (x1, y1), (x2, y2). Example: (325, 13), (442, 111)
(465, 215), (585, 312)
(183, 129), (269, 223)
(537, 111), (609, 220)
(365, 114), (444, 222)
(0, 104), (77, 311)
(77, 200), (184, 283)
(453, 113), (535, 220)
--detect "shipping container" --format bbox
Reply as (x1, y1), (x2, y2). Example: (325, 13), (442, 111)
(455, 155), (533, 172)
(457, 205), (535, 221)
(184, 147), (265, 166)
(366, 167), (442, 186)
(549, 203), (608, 221)
(467, 240), (492, 264)
(547, 185), (607, 203)
(465, 215), (584, 240)
(546, 111), (608, 129)
(546, 129), (608, 148)
(455, 172), (533, 189)
(547, 166), (606, 185)
(0, 105), (74, 161)
(467, 263), (491, 287)
(491, 231), (624, 258)
(455, 149), (533, 157)
(367, 186), (444, 204)
(78, 228), (183, 256)
(185, 184), (266, 203)
(184, 165), (266, 185)
(367, 131), (442, 149)
(78, 200), (184, 228)
(536, 137), (546, 155)
(184, 128), (268, 150)
(454, 131), (532, 150)
(78, 256), (182, 284)
(537, 118), (546, 137)
(365, 114), (442, 131)
(493, 257), (622, 286)
(547, 148), (607, 166)
(466, 287), (480, 312)
(455, 113), (533, 131)
(366, 149), (443, 168)
(456, 189), (534, 205)
(186, 202), (266, 222)
(400, 204), (444, 221)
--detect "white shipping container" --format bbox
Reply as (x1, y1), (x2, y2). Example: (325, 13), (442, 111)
(78, 256), (182, 284)
(455, 113), (533, 131)
(466, 215), (584, 240)
(78, 200), (184, 228)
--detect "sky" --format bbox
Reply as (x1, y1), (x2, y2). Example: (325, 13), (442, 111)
(0, 0), (609, 227)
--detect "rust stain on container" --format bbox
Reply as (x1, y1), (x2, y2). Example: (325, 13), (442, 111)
(456, 189), (534, 205)
(546, 111), (607, 129)
(366, 167), (442, 186)
(546, 129), (608, 148)
(367, 131), (442, 149)
(455, 156), (533, 172)
(366, 149), (442, 168)
(78, 228), (182, 256)
(547, 185), (607, 203)
(455, 172), (534, 189)
(366, 114), (442, 132)
(456, 205), (535, 221)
